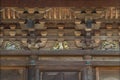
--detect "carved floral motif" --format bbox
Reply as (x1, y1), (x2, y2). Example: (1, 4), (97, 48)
(3, 41), (22, 50)
(101, 40), (119, 50)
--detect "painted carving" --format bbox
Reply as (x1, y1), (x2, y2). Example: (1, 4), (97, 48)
(21, 38), (47, 50)
(101, 40), (119, 50)
(3, 41), (22, 50)
(0, 7), (120, 50)
(75, 39), (85, 49)
(53, 41), (69, 50)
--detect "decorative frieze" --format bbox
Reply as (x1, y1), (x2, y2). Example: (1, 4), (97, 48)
(0, 7), (120, 51)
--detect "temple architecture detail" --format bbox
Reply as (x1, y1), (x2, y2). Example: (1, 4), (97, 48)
(0, 6), (120, 80)
(0, 7), (120, 50)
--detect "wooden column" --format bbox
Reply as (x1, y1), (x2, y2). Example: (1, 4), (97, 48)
(82, 66), (93, 80)
(87, 66), (93, 80)
(35, 68), (40, 80)
(82, 67), (88, 80)
(82, 55), (93, 80)
(28, 66), (36, 80)
(28, 56), (37, 80)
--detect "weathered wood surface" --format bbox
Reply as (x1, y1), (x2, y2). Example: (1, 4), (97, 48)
(1, 60), (120, 67)
(0, 50), (120, 56)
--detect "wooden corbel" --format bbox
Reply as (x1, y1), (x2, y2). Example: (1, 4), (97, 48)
(93, 21), (101, 29)
(9, 30), (16, 37)
(10, 24), (16, 30)
(58, 30), (64, 37)
(74, 31), (81, 37)
(92, 38), (101, 48)
(39, 22), (46, 29)
(75, 21), (85, 30)
(41, 30), (47, 37)
(35, 22), (46, 29)
(19, 20), (26, 29)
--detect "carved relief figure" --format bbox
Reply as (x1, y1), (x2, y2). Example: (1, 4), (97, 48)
(27, 39), (41, 50)
(53, 41), (69, 50)
(26, 38), (47, 50)
(75, 39), (86, 49)
(3, 41), (22, 50)
(92, 38), (101, 49)
(101, 39), (119, 50)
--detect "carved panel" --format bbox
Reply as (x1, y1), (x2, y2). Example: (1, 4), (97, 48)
(3, 41), (22, 50)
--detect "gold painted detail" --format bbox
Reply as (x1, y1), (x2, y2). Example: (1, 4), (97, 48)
(53, 41), (69, 50)
(101, 40), (119, 50)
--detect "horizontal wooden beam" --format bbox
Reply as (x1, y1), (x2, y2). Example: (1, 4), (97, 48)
(0, 60), (120, 68)
(0, 50), (120, 56)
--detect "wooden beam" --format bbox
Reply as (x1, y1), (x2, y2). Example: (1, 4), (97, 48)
(0, 50), (120, 56)
(1, 60), (120, 67)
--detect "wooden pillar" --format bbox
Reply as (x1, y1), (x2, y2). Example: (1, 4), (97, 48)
(35, 68), (40, 80)
(28, 56), (37, 80)
(87, 66), (93, 80)
(82, 66), (93, 80)
(82, 55), (93, 80)
(28, 66), (36, 80)
(82, 67), (88, 80)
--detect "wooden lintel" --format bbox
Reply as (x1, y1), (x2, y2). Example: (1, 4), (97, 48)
(0, 50), (120, 56)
